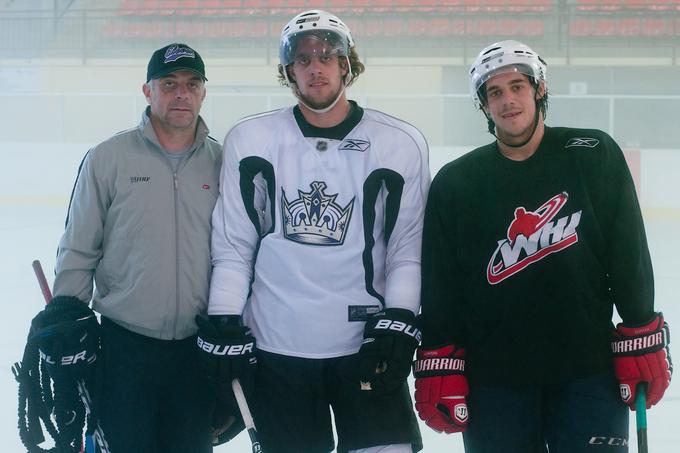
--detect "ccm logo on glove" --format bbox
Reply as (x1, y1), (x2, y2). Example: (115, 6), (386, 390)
(197, 337), (254, 356)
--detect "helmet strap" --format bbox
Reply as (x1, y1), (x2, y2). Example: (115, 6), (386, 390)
(298, 84), (346, 114)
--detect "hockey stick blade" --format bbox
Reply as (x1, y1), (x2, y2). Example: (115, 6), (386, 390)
(635, 383), (648, 453)
(232, 378), (263, 453)
(32, 260), (111, 453)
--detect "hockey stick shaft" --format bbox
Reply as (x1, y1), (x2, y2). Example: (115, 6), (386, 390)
(232, 378), (263, 453)
(635, 383), (648, 453)
(32, 260), (111, 453)
(32, 260), (53, 303)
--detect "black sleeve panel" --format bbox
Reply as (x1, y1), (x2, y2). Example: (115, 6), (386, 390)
(420, 165), (467, 348)
(594, 135), (654, 324)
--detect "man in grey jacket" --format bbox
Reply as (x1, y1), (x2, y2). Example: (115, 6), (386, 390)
(40, 43), (226, 452)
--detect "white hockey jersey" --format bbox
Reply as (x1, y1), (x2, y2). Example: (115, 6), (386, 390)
(209, 102), (430, 358)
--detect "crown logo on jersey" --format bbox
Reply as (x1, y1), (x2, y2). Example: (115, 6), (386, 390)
(281, 181), (354, 246)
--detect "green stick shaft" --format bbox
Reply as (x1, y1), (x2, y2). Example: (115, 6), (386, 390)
(636, 384), (648, 453)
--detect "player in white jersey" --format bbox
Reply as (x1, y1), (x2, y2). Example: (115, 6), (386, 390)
(196, 9), (428, 453)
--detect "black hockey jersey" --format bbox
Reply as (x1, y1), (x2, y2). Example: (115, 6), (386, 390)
(420, 126), (654, 386)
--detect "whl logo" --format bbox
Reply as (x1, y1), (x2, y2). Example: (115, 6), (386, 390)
(487, 192), (581, 285)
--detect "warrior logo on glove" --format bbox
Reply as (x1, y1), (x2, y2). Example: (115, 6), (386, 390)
(454, 404), (468, 424)
(413, 344), (469, 432)
(611, 312), (672, 409)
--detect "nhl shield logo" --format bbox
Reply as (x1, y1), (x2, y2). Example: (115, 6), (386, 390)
(619, 384), (632, 403)
(454, 404), (468, 423)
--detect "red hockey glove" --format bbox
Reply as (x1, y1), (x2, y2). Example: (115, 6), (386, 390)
(413, 344), (468, 433)
(611, 312), (672, 409)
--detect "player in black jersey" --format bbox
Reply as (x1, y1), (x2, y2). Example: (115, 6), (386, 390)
(414, 40), (672, 452)
(197, 9), (428, 453)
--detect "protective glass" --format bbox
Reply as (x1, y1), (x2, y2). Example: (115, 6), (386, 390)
(280, 30), (350, 67)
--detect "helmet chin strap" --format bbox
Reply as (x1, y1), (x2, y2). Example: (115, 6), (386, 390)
(298, 84), (346, 114)
(287, 56), (353, 115)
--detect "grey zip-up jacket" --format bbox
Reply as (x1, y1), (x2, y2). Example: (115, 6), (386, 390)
(53, 108), (223, 340)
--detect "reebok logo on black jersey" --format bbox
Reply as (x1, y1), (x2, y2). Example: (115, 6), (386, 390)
(565, 137), (599, 148)
(487, 192), (582, 285)
(339, 139), (370, 152)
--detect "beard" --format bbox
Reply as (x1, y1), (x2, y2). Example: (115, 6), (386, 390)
(495, 110), (539, 146)
(296, 83), (344, 112)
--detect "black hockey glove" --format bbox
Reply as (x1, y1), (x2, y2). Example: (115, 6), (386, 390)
(24, 295), (100, 450)
(211, 405), (246, 446)
(30, 295), (100, 384)
(358, 308), (421, 395)
(195, 314), (257, 403)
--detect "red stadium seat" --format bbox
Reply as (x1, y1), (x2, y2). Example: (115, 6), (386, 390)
(176, 0), (200, 15)
(641, 17), (671, 35)
(569, 18), (592, 35)
(350, 0), (372, 14)
(327, 0), (350, 13)
(618, 17), (641, 35)
(472, 19), (499, 35)
(594, 18), (617, 35)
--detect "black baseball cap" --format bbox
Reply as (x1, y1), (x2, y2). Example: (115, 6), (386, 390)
(146, 43), (207, 82)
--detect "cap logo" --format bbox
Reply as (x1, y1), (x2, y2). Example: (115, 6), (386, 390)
(164, 45), (195, 63)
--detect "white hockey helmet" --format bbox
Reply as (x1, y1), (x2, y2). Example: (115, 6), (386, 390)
(279, 10), (354, 67)
(469, 40), (547, 108)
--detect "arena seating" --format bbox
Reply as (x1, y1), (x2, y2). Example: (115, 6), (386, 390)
(107, 1), (679, 39)
(118, 0), (553, 16)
